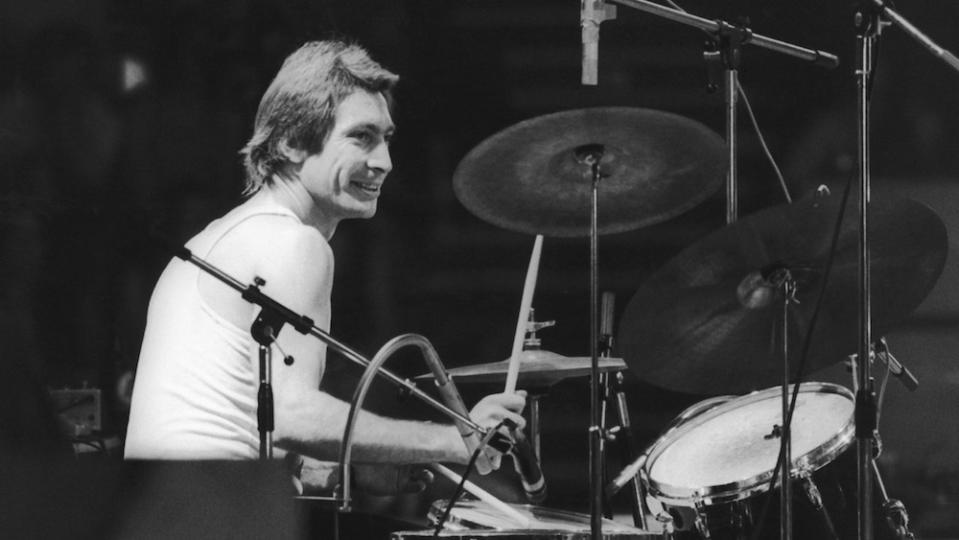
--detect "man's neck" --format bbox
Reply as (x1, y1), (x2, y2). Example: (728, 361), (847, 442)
(259, 177), (338, 240)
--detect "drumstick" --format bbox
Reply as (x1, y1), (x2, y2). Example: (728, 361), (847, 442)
(429, 463), (530, 527)
(505, 234), (544, 394)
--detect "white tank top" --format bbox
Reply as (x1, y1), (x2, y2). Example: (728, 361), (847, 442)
(125, 204), (302, 459)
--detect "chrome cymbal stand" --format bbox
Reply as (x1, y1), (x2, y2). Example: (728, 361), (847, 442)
(575, 143), (606, 540)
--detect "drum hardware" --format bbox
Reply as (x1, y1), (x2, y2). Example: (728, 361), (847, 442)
(798, 473), (824, 511)
(691, 497), (710, 539)
(654, 512), (675, 540)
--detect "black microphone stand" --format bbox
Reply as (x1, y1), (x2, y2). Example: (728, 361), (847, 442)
(248, 279), (283, 460)
(605, 0), (839, 227)
(852, 2), (959, 538)
(155, 240), (489, 465)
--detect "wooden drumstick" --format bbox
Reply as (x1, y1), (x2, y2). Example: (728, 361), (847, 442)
(505, 234), (544, 394)
(429, 463), (531, 527)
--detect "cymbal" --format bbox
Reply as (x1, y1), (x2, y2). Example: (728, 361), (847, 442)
(617, 189), (948, 395)
(416, 350), (627, 387)
(453, 107), (726, 237)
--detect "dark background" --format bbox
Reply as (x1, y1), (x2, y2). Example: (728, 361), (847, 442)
(2, 0), (959, 536)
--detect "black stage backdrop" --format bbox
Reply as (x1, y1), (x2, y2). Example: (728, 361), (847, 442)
(2, 0), (959, 537)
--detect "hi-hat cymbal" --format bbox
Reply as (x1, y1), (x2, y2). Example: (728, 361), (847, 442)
(453, 107), (726, 237)
(617, 189), (947, 395)
(416, 350), (627, 388)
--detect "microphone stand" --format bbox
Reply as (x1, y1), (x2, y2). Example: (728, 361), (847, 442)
(852, 2), (959, 538)
(156, 242), (492, 492)
(604, 0), (839, 225)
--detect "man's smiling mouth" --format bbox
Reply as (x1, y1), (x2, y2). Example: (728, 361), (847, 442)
(350, 181), (381, 193)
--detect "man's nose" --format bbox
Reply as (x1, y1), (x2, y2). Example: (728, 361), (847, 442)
(368, 142), (392, 174)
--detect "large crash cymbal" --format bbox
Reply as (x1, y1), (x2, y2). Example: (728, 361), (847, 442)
(416, 350), (627, 388)
(617, 189), (948, 395)
(453, 107), (726, 237)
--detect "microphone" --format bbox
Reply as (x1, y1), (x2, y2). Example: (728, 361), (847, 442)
(600, 292), (615, 356)
(581, 0), (616, 85)
(605, 454), (645, 499)
(508, 428), (547, 503)
(875, 338), (919, 391)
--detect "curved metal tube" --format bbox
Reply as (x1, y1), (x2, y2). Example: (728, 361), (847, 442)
(337, 333), (481, 511)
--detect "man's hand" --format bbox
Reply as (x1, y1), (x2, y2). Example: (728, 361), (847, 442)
(465, 391), (527, 470)
(468, 390), (527, 431)
(353, 464), (434, 496)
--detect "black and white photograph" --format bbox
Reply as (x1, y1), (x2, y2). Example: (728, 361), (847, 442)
(2, 1), (958, 538)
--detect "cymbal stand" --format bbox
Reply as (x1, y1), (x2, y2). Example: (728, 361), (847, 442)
(852, 2), (959, 538)
(774, 270), (799, 540)
(575, 143), (606, 540)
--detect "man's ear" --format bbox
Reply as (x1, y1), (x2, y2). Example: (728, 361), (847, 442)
(278, 139), (308, 164)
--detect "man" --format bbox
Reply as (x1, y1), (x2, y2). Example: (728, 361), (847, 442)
(124, 40), (525, 493)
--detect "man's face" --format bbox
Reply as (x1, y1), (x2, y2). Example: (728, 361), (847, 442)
(297, 89), (395, 221)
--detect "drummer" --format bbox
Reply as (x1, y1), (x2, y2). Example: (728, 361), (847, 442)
(124, 39), (526, 494)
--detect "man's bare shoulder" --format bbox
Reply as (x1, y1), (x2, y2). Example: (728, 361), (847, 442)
(198, 209), (334, 318)
(207, 209), (332, 269)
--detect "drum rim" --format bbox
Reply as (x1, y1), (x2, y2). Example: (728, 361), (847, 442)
(640, 382), (855, 506)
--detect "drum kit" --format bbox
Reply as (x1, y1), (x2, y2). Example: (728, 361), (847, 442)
(391, 6), (953, 540)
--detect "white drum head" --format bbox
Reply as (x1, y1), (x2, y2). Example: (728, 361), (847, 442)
(644, 382), (854, 505)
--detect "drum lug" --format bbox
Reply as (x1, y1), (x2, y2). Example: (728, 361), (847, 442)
(693, 496), (711, 539)
(799, 472), (824, 510)
(732, 499), (753, 531)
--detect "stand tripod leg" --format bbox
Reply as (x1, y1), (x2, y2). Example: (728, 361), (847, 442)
(872, 460), (915, 540)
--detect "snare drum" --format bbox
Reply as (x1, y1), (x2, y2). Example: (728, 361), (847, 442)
(391, 499), (658, 539)
(641, 382), (860, 539)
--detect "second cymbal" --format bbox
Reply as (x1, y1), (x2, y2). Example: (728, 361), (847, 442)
(417, 349), (627, 388)
(617, 189), (948, 395)
(453, 107), (726, 237)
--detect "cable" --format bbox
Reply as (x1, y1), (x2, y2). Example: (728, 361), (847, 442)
(661, 0), (793, 204)
(738, 80), (793, 203)
(749, 174), (854, 540)
(432, 419), (511, 537)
